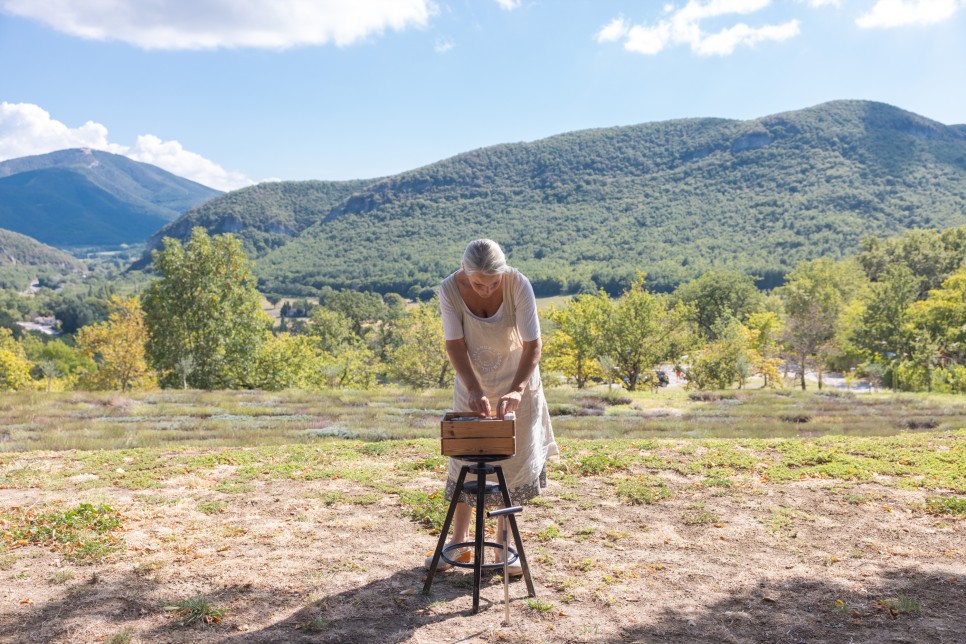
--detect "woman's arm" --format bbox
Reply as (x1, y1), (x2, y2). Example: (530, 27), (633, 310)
(497, 338), (541, 419)
(445, 338), (491, 417)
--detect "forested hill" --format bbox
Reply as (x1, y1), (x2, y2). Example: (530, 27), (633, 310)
(0, 228), (83, 269)
(133, 178), (378, 267)
(0, 148), (221, 247)
(162, 100), (966, 296)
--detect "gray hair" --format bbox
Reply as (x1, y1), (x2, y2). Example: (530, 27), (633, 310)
(461, 239), (508, 275)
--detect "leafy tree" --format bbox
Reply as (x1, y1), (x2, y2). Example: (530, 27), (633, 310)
(745, 311), (784, 388)
(673, 270), (764, 340)
(850, 265), (919, 362)
(251, 333), (321, 391)
(685, 320), (753, 390)
(597, 275), (693, 391)
(21, 336), (95, 391)
(305, 307), (355, 353)
(779, 259), (861, 390)
(542, 293), (606, 388)
(75, 296), (155, 391)
(46, 294), (109, 335)
(385, 298), (452, 388)
(0, 328), (32, 391)
(142, 228), (271, 389)
(909, 265), (966, 365)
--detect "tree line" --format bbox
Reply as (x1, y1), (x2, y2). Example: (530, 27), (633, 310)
(4, 225), (966, 394)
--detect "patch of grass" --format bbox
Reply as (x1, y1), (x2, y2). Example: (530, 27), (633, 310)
(197, 500), (228, 515)
(397, 489), (448, 533)
(165, 595), (226, 626)
(925, 496), (966, 516)
(536, 524), (562, 541)
(683, 510), (720, 526)
(347, 493), (381, 506)
(2, 503), (123, 564)
(49, 570), (75, 584)
(302, 616), (328, 632)
(106, 632), (134, 644)
(526, 598), (555, 613)
(615, 475), (672, 505)
(881, 595), (922, 615)
(763, 507), (814, 535)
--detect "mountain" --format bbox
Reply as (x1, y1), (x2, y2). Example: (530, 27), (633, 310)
(133, 178), (378, 267)
(0, 148), (221, 247)
(0, 228), (83, 269)
(146, 101), (966, 296)
(0, 227), (86, 291)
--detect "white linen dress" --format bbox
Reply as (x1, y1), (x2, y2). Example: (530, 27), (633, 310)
(439, 268), (559, 505)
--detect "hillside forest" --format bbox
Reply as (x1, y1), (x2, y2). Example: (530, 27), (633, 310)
(5, 224), (966, 395)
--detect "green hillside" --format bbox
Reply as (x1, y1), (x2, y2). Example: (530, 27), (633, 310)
(135, 178), (378, 265)
(147, 101), (966, 296)
(0, 228), (85, 290)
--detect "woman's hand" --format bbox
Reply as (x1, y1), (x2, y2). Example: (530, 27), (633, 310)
(496, 391), (522, 420)
(468, 389), (491, 417)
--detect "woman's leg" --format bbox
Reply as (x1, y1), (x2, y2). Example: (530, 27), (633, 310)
(451, 502), (471, 545)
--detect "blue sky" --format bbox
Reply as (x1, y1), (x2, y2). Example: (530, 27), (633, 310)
(1, 0), (964, 190)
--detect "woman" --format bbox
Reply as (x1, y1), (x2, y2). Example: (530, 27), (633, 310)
(428, 239), (558, 575)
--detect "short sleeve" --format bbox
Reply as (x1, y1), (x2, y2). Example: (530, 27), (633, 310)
(513, 273), (541, 342)
(439, 281), (464, 341)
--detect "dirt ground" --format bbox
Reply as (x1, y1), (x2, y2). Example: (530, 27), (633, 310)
(1, 457), (964, 644)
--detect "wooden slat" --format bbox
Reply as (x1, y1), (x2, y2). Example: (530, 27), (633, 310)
(441, 437), (516, 457)
(440, 421), (514, 439)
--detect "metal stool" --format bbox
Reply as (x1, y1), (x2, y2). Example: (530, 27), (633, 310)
(423, 456), (536, 613)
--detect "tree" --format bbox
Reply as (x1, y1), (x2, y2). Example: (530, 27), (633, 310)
(46, 294), (109, 335)
(850, 264), (919, 370)
(597, 274), (693, 391)
(779, 259), (861, 390)
(385, 298), (453, 389)
(0, 328), (32, 391)
(251, 333), (321, 391)
(142, 228), (272, 389)
(542, 293), (606, 388)
(685, 320), (752, 390)
(21, 336), (95, 391)
(673, 270), (764, 340)
(909, 265), (966, 365)
(75, 296), (156, 391)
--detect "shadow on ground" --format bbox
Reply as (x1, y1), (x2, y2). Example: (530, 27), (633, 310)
(606, 565), (965, 644)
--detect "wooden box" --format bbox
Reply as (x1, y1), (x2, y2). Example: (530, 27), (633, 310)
(440, 412), (515, 457)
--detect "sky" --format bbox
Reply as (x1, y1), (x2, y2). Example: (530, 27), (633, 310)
(1, 0), (965, 191)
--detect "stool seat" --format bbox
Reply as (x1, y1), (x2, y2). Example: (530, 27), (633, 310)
(423, 457), (535, 613)
(461, 480), (501, 495)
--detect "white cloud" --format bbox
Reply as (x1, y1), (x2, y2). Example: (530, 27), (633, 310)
(0, 102), (252, 190)
(495, 0), (521, 9)
(126, 135), (252, 191)
(799, 0), (840, 7)
(856, 0), (961, 28)
(434, 37), (454, 53)
(0, 0), (434, 50)
(597, 0), (801, 56)
(595, 16), (630, 43)
(692, 19), (799, 56)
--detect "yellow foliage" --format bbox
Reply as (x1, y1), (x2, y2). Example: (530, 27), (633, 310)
(76, 296), (156, 391)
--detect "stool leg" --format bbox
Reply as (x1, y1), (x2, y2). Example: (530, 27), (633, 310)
(423, 465), (469, 595)
(494, 465), (536, 598)
(472, 463), (487, 613)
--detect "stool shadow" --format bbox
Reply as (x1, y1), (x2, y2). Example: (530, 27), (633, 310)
(221, 565), (515, 643)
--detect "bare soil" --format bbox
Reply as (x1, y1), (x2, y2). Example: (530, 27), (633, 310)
(1, 456), (964, 643)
